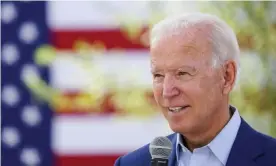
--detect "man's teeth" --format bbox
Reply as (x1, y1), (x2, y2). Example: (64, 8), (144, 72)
(169, 107), (184, 112)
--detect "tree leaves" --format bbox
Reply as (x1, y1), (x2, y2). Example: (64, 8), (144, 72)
(203, 1), (276, 136)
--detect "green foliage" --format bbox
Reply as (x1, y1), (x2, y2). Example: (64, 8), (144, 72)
(202, 1), (276, 136)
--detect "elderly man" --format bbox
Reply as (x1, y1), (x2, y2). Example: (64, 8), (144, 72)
(114, 12), (276, 166)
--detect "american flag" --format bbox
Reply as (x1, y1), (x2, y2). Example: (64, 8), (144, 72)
(2, 1), (52, 166)
(1, 1), (176, 166)
(3, 1), (271, 166)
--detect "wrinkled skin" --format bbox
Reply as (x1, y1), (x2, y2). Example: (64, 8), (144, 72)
(150, 25), (237, 150)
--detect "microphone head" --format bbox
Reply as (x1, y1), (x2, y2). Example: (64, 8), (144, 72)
(149, 136), (172, 159)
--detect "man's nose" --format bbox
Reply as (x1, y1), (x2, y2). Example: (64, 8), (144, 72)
(162, 76), (179, 98)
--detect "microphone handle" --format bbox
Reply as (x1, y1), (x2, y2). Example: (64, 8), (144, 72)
(151, 158), (168, 166)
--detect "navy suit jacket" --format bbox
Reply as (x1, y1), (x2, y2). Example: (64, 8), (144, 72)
(114, 118), (276, 166)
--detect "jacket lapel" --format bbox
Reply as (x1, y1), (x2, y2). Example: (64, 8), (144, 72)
(226, 118), (264, 166)
(168, 134), (177, 166)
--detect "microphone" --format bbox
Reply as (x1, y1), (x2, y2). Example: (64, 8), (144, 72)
(149, 136), (172, 166)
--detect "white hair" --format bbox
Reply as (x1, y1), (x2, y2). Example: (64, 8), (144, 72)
(150, 12), (240, 87)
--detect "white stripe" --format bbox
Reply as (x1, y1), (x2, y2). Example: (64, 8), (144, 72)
(47, 1), (202, 30)
(52, 115), (172, 154)
(50, 51), (152, 91)
(47, 1), (152, 30)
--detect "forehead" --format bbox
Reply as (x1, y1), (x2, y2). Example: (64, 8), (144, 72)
(151, 24), (213, 53)
(150, 27), (213, 70)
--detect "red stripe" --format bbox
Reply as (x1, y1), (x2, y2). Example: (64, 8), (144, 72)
(50, 27), (276, 51)
(55, 155), (122, 166)
(51, 28), (149, 50)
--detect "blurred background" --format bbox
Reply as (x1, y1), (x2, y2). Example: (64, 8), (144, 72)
(1, 1), (276, 166)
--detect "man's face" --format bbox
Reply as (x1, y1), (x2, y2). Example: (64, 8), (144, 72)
(150, 28), (225, 135)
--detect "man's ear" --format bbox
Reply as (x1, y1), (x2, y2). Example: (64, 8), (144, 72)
(222, 60), (237, 94)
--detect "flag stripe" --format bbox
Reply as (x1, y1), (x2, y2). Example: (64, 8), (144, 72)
(52, 115), (171, 154)
(55, 155), (121, 166)
(51, 29), (148, 50)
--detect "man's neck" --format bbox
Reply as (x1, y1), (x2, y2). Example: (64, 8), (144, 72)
(183, 105), (232, 152)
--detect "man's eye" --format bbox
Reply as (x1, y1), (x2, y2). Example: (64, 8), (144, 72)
(178, 72), (190, 76)
(153, 74), (163, 78)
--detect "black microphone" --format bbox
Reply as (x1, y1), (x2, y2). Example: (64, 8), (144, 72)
(149, 136), (172, 166)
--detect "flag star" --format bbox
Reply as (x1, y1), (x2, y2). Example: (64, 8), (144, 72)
(20, 148), (41, 166)
(2, 2), (50, 166)
(1, 43), (20, 65)
(21, 64), (40, 82)
(2, 127), (20, 148)
(1, 3), (17, 24)
(22, 105), (42, 127)
(18, 22), (39, 44)
(2, 85), (20, 107)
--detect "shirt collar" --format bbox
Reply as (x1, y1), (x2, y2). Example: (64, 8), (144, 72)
(176, 105), (241, 165)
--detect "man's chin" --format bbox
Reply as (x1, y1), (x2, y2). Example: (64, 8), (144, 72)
(168, 122), (192, 134)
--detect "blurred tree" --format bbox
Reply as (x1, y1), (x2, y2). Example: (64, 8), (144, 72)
(117, 1), (276, 135)
(202, 1), (276, 136)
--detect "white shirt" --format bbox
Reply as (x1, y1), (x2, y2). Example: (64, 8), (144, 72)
(176, 106), (241, 166)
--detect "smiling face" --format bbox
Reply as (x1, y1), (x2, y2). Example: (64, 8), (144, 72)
(150, 26), (228, 135)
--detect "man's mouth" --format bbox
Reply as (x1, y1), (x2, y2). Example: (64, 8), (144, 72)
(168, 106), (190, 113)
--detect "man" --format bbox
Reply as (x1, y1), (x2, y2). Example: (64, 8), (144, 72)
(114, 12), (276, 166)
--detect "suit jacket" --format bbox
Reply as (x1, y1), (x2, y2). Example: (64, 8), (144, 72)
(114, 118), (276, 166)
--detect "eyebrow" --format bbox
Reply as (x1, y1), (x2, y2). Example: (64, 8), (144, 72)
(151, 65), (197, 73)
(178, 65), (196, 71)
